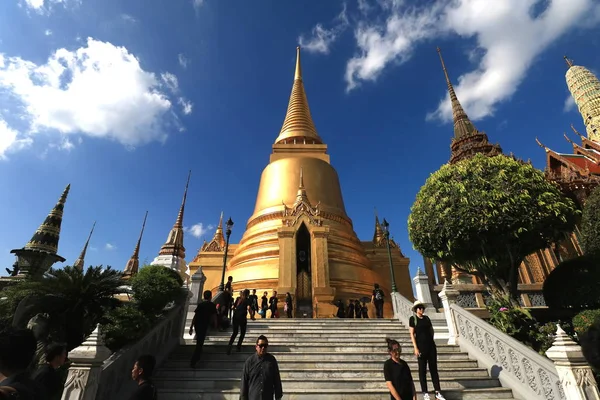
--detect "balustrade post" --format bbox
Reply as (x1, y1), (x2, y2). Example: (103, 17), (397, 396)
(189, 266), (206, 305)
(438, 280), (459, 345)
(413, 267), (435, 312)
(61, 324), (112, 400)
(546, 325), (600, 400)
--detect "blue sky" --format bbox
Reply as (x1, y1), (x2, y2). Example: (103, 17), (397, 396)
(0, 0), (599, 280)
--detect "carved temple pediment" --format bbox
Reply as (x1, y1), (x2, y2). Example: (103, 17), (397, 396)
(201, 239), (224, 252)
(282, 199), (323, 227)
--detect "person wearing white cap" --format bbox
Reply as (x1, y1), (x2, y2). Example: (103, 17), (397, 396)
(409, 300), (445, 400)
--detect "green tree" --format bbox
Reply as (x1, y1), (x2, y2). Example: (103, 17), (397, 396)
(543, 254), (600, 311)
(580, 186), (600, 256)
(130, 265), (185, 315)
(101, 303), (153, 351)
(7, 265), (126, 350)
(408, 154), (578, 302)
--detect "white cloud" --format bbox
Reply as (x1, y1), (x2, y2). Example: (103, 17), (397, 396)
(564, 95), (576, 113)
(357, 0), (373, 15)
(0, 119), (33, 160)
(192, 0), (203, 11)
(121, 14), (138, 23)
(178, 53), (189, 69)
(185, 223), (215, 239)
(331, 0), (598, 120)
(0, 38), (189, 156)
(105, 243), (116, 251)
(298, 4), (349, 55)
(44, 29), (53, 36)
(22, 0), (80, 14)
(161, 72), (179, 92)
(179, 98), (193, 115)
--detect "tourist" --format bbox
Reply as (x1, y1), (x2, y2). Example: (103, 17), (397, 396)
(225, 276), (234, 319)
(346, 299), (355, 318)
(219, 288), (233, 330)
(284, 292), (293, 318)
(409, 301), (445, 400)
(225, 275), (233, 292)
(32, 342), (68, 399)
(361, 301), (369, 318)
(354, 300), (362, 318)
(260, 291), (269, 318)
(269, 291), (279, 318)
(240, 335), (283, 400)
(129, 354), (157, 400)
(384, 338), (416, 400)
(335, 300), (345, 318)
(0, 327), (45, 399)
(372, 283), (385, 318)
(249, 289), (259, 320)
(189, 290), (218, 368)
(228, 289), (252, 355)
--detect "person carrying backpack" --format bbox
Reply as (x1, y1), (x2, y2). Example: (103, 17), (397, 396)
(371, 283), (385, 319)
(409, 300), (445, 400)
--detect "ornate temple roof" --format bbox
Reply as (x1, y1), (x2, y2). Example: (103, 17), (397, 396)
(17, 184), (70, 258)
(124, 211), (148, 277)
(158, 171), (191, 259)
(274, 47), (323, 145)
(436, 48), (502, 164)
(73, 221), (96, 271)
(200, 212), (226, 252)
(565, 56), (600, 142)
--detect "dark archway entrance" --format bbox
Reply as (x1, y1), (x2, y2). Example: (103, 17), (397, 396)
(295, 223), (313, 318)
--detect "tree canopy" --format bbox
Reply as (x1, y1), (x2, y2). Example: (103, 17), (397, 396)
(408, 154), (578, 300)
(543, 254), (600, 311)
(580, 186), (600, 256)
(130, 265), (185, 314)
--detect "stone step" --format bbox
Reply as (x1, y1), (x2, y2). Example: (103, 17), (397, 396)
(153, 376), (501, 390)
(160, 359), (481, 370)
(155, 367), (490, 379)
(156, 387), (514, 400)
(168, 351), (471, 362)
(174, 344), (462, 354)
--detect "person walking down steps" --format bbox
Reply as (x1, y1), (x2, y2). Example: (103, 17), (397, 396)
(409, 300), (446, 400)
(189, 290), (218, 368)
(227, 289), (252, 355)
(240, 335), (283, 400)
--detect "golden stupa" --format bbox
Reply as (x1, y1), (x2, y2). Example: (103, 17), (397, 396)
(189, 47), (413, 317)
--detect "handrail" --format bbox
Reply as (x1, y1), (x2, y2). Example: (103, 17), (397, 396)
(450, 303), (565, 400)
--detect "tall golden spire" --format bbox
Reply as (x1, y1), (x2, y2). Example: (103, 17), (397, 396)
(565, 57), (600, 142)
(158, 171), (191, 258)
(124, 211), (148, 277)
(436, 47), (479, 140)
(373, 208), (384, 243)
(274, 46), (322, 145)
(73, 221), (96, 271)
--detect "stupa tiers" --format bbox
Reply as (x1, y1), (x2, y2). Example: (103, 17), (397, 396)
(151, 172), (191, 281)
(534, 57), (600, 207)
(188, 47), (412, 318)
(422, 50), (583, 312)
(10, 184), (70, 277)
(123, 211), (148, 278)
(73, 221), (96, 271)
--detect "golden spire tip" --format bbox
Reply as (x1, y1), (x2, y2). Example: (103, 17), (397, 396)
(564, 55), (573, 68)
(295, 46), (302, 81)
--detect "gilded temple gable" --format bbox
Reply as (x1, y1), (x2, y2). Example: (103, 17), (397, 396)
(282, 168), (322, 227)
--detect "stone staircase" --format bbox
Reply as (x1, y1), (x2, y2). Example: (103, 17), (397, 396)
(154, 318), (515, 399)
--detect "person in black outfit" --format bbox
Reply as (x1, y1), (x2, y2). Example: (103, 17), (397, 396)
(346, 299), (355, 318)
(240, 335), (283, 400)
(354, 300), (362, 318)
(228, 289), (252, 355)
(260, 291), (269, 318)
(383, 338), (416, 400)
(335, 300), (345, 318)
(0, 327), (46, 400)
(218, 288), (233, 330)
(189, 290), (218, 368)
(409, 301), (445, 400)
(269, 291), (279, 318)
(32, 342), (67, 399)
(225, 276), (234, 319)
(285, 292), (293, 318)
(361, 301), (369, 318)
(248, 289), (259, 320)
(129, 354), (157, 400)
(372, 283), (385, 319)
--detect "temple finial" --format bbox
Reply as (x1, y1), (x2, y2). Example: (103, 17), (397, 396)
(175, 170), (192, 228)
(535, 137), (549, 151)
(158, 171), (191, 259)
(373, 209), (384, 244)
(218, 211), (224, 228)
(295, 46), (302, 81)
(436, 47), (478, 139)
(124, 211), (148, 277)
(299, 167), (304, 188)
(563, 132), (575, 145)
(564, 56), (574, 68)
(570, 124), (584, 138)
(73, 221), (96, 271)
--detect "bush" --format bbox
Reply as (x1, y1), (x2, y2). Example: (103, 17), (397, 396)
(581, 187), (600, 256)
(101, 304), (153, 352)
(130, 265), (185, 315)
(543, 255), (600, 311)
(573, 309), (600, 336)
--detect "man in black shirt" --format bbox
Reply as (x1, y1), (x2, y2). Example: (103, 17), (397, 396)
(189, 290), (218, 368)
(384, 338), (415, 400)
(372, 283), (385, 319)
(269, 291), (279, 318)
(248, 289), (259, 320)
(240, 335), (283, 400)
(129, 354), (157, 400)
(228, 289), (252, 355)
(32, 342), (67, 399)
